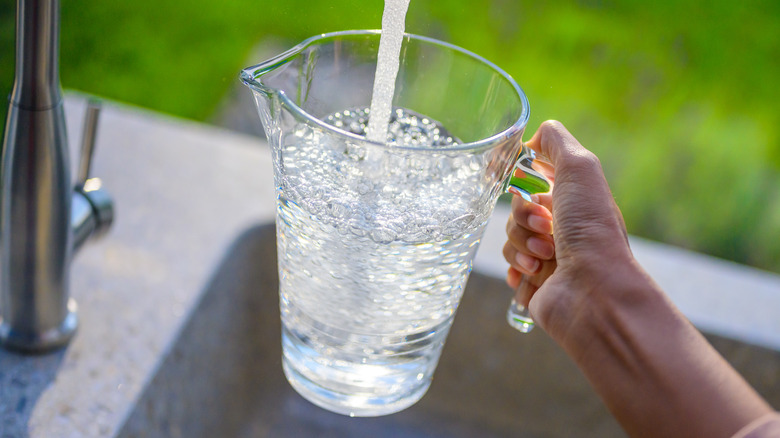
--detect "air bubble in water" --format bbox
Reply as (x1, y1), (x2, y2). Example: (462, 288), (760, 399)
(356, 179), (373, 195)
(327, 200), (350, 218)
(344, 142), (367, 161)
(324, 107), (461, 148)
(443, 214), (477, 237)
(370, 227), (397, 243)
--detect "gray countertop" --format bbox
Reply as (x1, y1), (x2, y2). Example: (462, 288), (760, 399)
(1, 94), (778, 437)
(1, 94), (275, 437)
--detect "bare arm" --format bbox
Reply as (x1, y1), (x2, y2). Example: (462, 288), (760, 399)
(503, 121), (773, 437)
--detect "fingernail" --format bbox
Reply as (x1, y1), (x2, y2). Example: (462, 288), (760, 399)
(515, 252), (540, 273)
(506, 267), (521, 289)
(527, 236), (554, 259)
(528, 214), (553, 234)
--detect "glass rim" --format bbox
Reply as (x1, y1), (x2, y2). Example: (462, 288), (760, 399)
(240, 29), (530, 153)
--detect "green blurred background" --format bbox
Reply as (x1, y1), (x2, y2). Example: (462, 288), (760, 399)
(1, 0), (779, 272)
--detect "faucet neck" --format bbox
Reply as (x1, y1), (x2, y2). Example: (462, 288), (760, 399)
(11, 0), (61, 111)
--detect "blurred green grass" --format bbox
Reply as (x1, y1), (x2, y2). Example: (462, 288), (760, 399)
(1, 0), (779, 272)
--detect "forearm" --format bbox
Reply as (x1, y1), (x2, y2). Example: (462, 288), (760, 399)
(554, 262), (772, 438)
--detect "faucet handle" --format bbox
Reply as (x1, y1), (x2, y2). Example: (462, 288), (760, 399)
(77, 98), (101, 185)
(72, 98), (114, 248)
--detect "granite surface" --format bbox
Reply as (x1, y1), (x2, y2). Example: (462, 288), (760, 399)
(0, 95), (275, 437)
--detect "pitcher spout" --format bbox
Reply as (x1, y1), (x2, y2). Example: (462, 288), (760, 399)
(240, 32), (340, 138)
(240, 39), (313, 139)
(240, 30), (382, 99)
(239, 46), (300, 98)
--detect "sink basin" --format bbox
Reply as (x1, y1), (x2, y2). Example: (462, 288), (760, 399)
(117, 224), (780, 438)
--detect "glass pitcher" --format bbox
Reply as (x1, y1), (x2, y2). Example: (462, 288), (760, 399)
(240, 30), (549, 417)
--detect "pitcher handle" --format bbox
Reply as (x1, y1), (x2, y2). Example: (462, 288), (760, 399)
(503, 144), (551, 333)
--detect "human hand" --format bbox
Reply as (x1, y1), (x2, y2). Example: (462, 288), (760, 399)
(504, 121), (776, 438)
(503, 121), (636, 341)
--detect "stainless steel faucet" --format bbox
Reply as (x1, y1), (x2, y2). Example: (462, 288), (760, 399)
(0, 0), (114, 353)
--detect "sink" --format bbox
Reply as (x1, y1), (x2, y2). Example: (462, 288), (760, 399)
(5, 96), (769, 437)
(117, 224), (780, 438)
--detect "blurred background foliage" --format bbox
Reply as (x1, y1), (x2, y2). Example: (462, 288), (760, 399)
(1, 0), (779, 272)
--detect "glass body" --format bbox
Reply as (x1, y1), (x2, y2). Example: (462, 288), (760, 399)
(241, 30), (539, 416)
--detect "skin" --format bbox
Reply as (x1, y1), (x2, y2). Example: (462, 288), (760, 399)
(503, 121), (774, 438)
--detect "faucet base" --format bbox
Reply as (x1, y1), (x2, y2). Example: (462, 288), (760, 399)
(0, 299), (78, 354)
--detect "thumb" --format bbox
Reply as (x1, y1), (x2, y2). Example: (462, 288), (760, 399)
(526, 120), (596, 175)
(524, 121), (630, 253)
(525, 120), (614, 211)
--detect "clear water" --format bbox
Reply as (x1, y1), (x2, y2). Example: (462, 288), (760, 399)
(366, 0), (411, 143)
(326, 106), (459, 147)
(277, 108), (492, 416)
